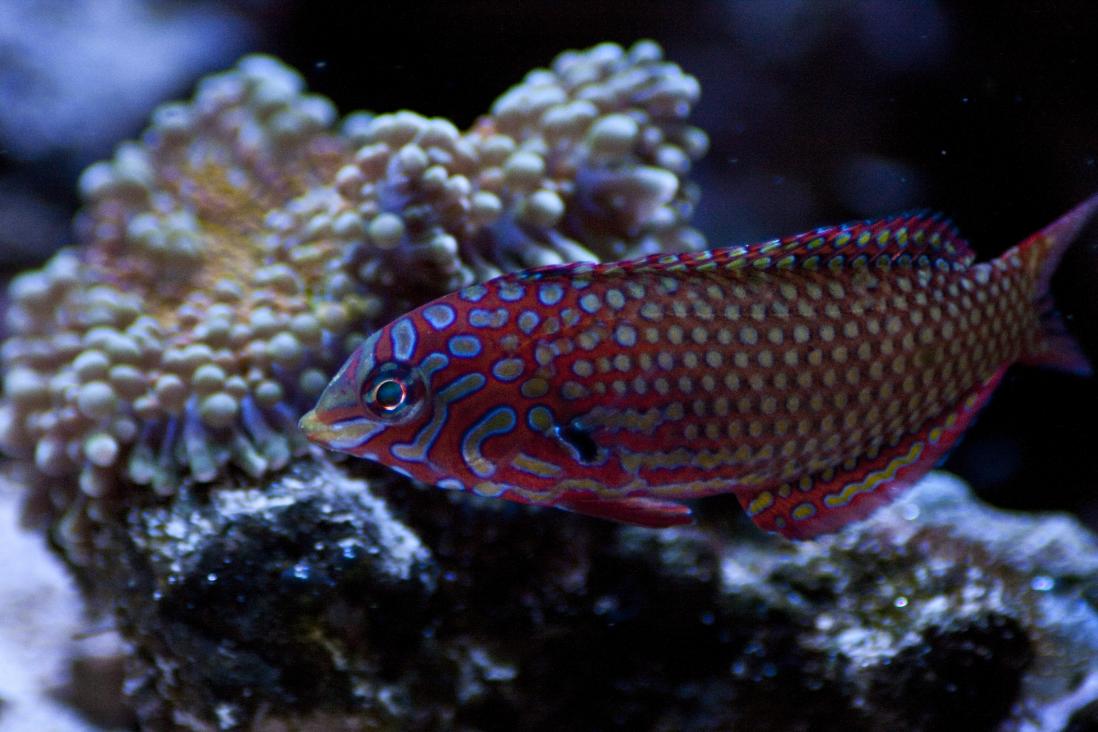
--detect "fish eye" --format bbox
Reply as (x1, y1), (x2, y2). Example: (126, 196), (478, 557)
(372, 379), (406, 411)
(361, 363), (422, 422)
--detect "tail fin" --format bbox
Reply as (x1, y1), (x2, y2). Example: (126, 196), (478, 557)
(1012, 194), (1098, 376)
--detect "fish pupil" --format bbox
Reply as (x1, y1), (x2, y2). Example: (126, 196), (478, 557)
(557, 421), (599, 463)
(360, 363), (422, 422)
(373, 379), (406, 411)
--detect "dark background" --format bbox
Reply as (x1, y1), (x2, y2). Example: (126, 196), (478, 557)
(1, 0), (1096, 527)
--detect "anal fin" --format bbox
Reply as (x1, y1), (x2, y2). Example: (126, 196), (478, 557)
(556, 494), (693, 528)
(738, 366), (1008, 540)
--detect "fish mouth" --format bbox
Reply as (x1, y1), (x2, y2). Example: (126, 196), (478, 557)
(298, 366), (385, 452)
(298, 408), (385, 453)
(298, 408), (331, 443)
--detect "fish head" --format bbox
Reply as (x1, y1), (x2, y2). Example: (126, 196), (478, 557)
(299, 302), (523, 490)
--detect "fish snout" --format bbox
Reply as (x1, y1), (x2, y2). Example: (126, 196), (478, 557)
(297, 373), (376, 451)
(297, 408), (328, 443)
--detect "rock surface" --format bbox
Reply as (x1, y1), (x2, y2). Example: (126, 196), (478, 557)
(85, 464), (1098, 731)
(2, 400), (1096, 731)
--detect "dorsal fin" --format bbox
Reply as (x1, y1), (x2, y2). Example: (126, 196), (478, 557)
(765, 210), (974, 267)
(510, 211), (975, 283)
(692, 211), (974, 274)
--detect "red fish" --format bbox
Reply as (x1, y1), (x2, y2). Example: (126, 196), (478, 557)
(299, 196), (1097, 539)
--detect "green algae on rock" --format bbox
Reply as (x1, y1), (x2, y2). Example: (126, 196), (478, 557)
(0, 41), (707, 563)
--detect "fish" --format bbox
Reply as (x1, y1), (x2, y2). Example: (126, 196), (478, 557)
(299, 195), (1098, 539)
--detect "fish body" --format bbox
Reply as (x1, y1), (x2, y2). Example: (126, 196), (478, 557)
(300, 197), (1097, 538)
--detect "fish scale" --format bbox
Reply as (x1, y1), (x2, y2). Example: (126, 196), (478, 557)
(300, 196), (1097, 538)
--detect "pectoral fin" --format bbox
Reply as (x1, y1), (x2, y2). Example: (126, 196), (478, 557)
(556, 495), (693, 528)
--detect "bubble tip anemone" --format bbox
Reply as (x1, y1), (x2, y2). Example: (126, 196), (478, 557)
(0, 41), (707, 564)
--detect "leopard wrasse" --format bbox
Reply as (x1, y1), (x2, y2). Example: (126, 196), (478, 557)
(300, 196), (1097, 539)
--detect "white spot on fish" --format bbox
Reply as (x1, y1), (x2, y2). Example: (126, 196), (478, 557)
(614, 324), (637, 347)
(579, 293), (602, 314)
(460, 284), (488, 302)
(498, 281), (526, 301)
(517, 310), (541, 334)
(538, 283), (564, 306)
(422, 303), (456, 330)
(448, 334), (482, 357)
(391, 318), (418, 360)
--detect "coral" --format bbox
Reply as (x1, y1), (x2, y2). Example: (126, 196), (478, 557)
(331, 39), (706, 302)
(0, 41), (706, 563)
